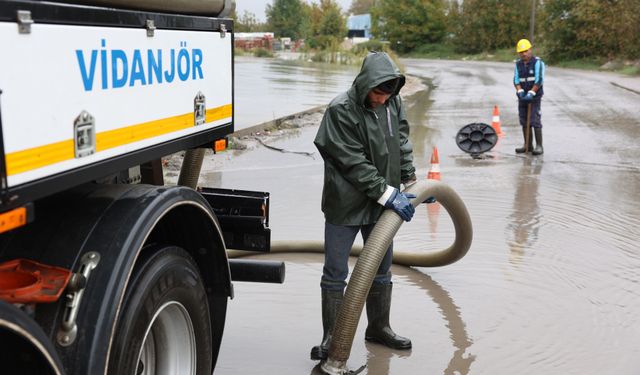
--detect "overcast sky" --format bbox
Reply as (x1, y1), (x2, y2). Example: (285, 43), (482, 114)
(235, 0), (353, 22)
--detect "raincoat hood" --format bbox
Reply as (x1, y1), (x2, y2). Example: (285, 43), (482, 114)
(351, 52), (406, 107)
(314, 52), (415, 225)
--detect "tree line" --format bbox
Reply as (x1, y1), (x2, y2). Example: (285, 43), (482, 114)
(231, 0), (640, 62)
(231, 0), (346, 50)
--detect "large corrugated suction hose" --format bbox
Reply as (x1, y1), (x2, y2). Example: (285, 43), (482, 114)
(228, 180), (473, 268)
(320, 180), (472, 375)
(227, 180), (472, 375)
(177, 148), (206, 189)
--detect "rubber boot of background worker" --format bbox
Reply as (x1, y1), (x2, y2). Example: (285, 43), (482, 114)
(515, 126), (533, 154)
(310, 289), (343, 360)
(533, 128), (544, 155)
(365, 283), (412, 350)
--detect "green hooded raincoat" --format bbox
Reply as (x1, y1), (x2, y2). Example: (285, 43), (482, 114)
(314, 52), (416, 225)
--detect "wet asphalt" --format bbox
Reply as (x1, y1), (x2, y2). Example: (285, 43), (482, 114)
(200, 58), (640, 374)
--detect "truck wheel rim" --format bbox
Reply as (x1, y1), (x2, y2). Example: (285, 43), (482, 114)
(136, 301), (196, 375)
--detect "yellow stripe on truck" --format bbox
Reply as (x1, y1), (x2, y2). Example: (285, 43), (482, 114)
(5, 139), (75, 177)
(206, 104), (232, 123)
(5, 104), (232, 176)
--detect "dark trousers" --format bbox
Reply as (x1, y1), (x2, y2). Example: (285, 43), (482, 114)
(518, 99), (543, 128)
(321, 221), (393, 291)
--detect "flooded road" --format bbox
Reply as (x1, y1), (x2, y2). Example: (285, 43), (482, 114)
(235, 55), (358, 130)
(207, 58), (640, 374)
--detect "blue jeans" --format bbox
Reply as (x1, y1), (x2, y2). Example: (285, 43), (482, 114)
(321, 221), (393, 291)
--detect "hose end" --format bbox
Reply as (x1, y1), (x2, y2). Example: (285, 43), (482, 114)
(320, 359), (366, 375)
(320, 359), (346, 375)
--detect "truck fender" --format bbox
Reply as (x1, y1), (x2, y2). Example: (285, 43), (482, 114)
(0, 183), (231, 374)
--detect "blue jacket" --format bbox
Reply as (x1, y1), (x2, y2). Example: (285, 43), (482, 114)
(514, 57), (545, 98)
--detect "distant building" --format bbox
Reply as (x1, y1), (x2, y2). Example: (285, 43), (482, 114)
(347, 14), (371, 39)
(234, 32), (274, 50)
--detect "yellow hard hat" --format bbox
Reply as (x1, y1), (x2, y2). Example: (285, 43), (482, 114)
(516, 39), (532, 53)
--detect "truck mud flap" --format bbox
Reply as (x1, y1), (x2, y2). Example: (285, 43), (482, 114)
(199, 187), (271, 252)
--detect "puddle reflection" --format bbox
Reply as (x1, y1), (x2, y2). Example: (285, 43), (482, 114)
(506, 158), (543, 265)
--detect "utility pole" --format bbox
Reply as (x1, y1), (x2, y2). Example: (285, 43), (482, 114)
(529, 0), (536, 44)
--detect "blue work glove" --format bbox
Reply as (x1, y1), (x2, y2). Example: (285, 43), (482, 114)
(384, 189), (416, 222)
(523, 90), (535, 102)
(516, 89), (525, 99)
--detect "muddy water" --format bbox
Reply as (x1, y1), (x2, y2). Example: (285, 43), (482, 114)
(208, 59), (640, 374)
(235, 56), (358, 130)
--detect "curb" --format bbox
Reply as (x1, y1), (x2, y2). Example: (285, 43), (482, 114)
(232, 105), (326, 138)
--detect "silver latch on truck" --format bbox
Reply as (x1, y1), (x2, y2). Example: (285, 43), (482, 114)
(146, 19), (156, 37)
(194, 91), (206, 126)
(220, 23), (227, 38)
(17, 10), (33, 34)
(74, 111), (96, 158)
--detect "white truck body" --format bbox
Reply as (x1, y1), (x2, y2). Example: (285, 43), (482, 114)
(0, 22), (232, 187)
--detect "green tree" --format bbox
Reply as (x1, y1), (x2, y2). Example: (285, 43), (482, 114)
(453, 0), (532, 53)
(305, 1), (323, 38)
(266, 0), (307, 39)
(452, 0), (533, 53)
(444, 0), (461, 42)
(349, 0), (375, 15)
(234, 10), (265, 32)
(542, 0), (640, 61)
(305, 0), (347, 49)
(319, 0), (347, 39)
(371, 0), (447, 53)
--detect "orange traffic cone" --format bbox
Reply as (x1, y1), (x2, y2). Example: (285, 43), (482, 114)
(492, 105), (504, 137)
(426, 146), (441, 238)
(427, 147), (441, 181)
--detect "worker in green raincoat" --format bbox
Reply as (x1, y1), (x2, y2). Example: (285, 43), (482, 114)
(311, 52), (417, 361)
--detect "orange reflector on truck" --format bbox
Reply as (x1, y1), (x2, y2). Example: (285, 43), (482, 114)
(214, 138), (227, 153)
(0, 259), (73, 303)
(0, 207), (27, 234)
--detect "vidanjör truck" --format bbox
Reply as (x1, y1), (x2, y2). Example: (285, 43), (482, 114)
(0, 1), (281, 373)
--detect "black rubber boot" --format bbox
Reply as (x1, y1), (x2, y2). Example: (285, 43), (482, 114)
(515, 126), (533, 154)
(365, 283), (412, 350)
(532, 128), (544, 155)
(310, 289), (343, 360)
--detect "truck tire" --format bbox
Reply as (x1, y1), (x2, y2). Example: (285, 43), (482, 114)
(108, 245), (213, 375)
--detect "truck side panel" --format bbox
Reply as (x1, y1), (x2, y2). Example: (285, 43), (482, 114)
(0, 22), (232, 187)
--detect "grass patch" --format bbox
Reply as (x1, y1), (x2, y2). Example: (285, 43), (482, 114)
(403, 43), (640, 76)
(619, 65), (640, 76)
(234, 48), (247, 56)
(405, 43), (463, 60)
(307, 49), (360, 64)
(300, 39), (402, 68)
(404, 44), (517, 63)
(253, 48), (274, 58)
(551, 59), (602, 70)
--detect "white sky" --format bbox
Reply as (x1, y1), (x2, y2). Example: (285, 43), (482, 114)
(235, 0), (353, 22)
